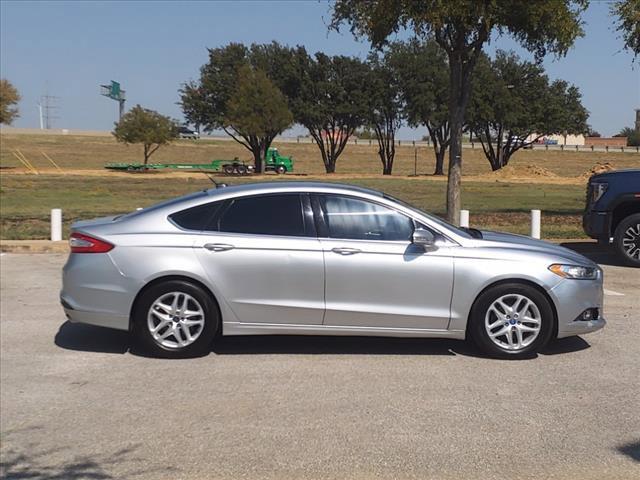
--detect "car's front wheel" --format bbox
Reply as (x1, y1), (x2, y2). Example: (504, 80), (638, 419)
(134, 280), (219, 358)
(470, 283), (554, 359)
(614, 213), (640, 267)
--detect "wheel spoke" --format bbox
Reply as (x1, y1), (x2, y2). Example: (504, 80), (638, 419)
(515, 327), (524, 347)
(519, 324), (538, 333)
(489, 325), (510, 338)
(150, 318), (171, 333)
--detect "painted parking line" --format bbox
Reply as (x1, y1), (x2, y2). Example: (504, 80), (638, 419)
(604, 289), (625, 297)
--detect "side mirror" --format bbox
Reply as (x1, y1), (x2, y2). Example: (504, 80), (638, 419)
(412, 227), (435, 247)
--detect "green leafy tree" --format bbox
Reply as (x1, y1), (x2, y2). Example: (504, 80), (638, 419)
(112, 105), (179, 165)
(224, 65), (294, 172)
(468, 51), (588, 170)
(618, 126), (640, 146)
(611, 0), (640, 57)
(332, 0), (588, 224)
(0, 79), (21, 125)
(180, 42), (300, 172)
(387, 39), (450, 175)
(365, 52), (403, 175)
(293, 53), (370, 173)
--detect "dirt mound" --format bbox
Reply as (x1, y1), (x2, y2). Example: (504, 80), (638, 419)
(585, 162), (615, 177)
(488, 164), (558, 179)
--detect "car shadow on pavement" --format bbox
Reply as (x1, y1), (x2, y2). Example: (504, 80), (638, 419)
(54, 321), (592, 359)
(560, 241), (629, 267)
(54, 321), (130, 354)
(617, 440), (640, 463)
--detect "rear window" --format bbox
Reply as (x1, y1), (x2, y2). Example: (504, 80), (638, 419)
(217, 194), (306, 236)
(170, 201), (223, 230)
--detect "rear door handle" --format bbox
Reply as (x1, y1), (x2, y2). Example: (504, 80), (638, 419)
(331, 247), (361, 255)
(204, 243), (234, 252)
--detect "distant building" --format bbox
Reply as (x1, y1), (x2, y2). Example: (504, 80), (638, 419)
(525, 133), (585, 145)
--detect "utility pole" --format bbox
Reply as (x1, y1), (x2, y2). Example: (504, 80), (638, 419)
(635, 109), (640, 134)
(100, 80), (126, 122)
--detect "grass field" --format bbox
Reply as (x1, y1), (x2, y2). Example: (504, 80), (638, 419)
(1, 132), (638, 240)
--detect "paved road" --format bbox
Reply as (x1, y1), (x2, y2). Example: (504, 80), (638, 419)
(1, 253), (638, 480)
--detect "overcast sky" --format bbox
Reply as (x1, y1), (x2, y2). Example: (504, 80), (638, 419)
(1, 0), (639, 138)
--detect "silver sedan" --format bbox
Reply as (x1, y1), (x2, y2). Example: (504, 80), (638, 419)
(61, 182), (605, 358)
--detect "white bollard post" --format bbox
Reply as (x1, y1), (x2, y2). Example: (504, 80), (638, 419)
(460, 209), (470, 228)
(51, 208), (62, 241)
(531, 209), (541, 239)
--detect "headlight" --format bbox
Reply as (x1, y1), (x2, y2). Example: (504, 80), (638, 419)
(549, 264), (598, 280)
(591, 182), (608, 203)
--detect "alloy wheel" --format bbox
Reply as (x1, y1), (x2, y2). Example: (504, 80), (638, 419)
(484, 294), (542, 351)
(147, 292), (205, 349)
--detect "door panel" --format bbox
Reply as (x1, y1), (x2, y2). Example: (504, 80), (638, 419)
(321, 238), (454, 329)
(195, 234), (325, 325)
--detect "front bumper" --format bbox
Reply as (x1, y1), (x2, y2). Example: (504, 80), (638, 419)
(549, 275), (606, 339)
(582, 210), (612, 242)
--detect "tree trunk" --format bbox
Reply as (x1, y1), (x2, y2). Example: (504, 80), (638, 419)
(143, 144), (150, 166)
(446, 112), (463, 225)
(434, 147), (445, 175)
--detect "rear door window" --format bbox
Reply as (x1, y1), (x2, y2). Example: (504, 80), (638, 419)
(217, 194), (307, 237)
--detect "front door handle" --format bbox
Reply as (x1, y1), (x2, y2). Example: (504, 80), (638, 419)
(204, 243), (234, 252)
(331, 247), (361, 255)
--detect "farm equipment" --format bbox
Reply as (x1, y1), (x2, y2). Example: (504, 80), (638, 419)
(104, 148), (294, 175)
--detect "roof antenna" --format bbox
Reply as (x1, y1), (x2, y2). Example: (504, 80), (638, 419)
(202, 172), (227, 189)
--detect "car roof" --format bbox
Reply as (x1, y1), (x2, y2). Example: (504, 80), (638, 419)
(205, 181), (384, 198)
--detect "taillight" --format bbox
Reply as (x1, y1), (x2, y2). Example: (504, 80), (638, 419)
(69, 232), (114, 253)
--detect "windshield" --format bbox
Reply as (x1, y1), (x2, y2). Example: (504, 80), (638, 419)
(383, 194), (473, 239)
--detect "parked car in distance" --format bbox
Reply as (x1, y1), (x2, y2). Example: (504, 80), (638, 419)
(583, 169), (640, 266)
(61, 182), (605, 359)
(178, 126), (199, 139)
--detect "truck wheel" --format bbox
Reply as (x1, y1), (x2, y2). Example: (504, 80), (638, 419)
(223, 165), (234, 175)
(236, 165), (247, 175)
(614, 213), (640, 267)
(276, 165), (287, 174)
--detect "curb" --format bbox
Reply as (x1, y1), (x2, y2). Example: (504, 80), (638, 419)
(1, 240), (69, 254)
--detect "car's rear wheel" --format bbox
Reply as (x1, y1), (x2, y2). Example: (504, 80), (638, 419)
(275, 165), (286, 174)
(470, 283), (554, 359)
(134, 280), (218, 358)
(614, 213), (640, 267)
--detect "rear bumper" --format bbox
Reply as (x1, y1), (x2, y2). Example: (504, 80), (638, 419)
(61, 252), (136, 331)
(62, 296), (129, 330)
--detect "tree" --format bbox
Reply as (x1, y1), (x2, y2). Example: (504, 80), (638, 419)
(0, 79), (20, 125)
(364, 52), (403, 175)
(180, 42), (300, 172)
(611, 0), (640, 57)
(586, 126), (601, 137)
(468, 51), (588, 170)
(113, 105), (178, 165)
(618, 126), (640, 146)
(293, 53), (370, 173)
(387, 39), (450, 175)
(224, 65), (293, 172)
(332, 0), (588, 224)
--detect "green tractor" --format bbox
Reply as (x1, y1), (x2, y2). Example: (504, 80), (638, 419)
(210, 148), (293, 175)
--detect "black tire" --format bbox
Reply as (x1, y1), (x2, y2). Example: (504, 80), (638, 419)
(613, 213), (640, 267)
(133, 280), (219, 358)
(223, 165), (234, 175)
(275, 165), (286, 174)
(236, 164), (247, 175)
(469, 283), (554, 359)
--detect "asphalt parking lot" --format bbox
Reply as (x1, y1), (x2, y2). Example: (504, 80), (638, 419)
(1, 252), (638, 480)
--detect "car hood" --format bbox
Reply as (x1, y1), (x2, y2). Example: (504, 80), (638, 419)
(473, 230), (597, 267)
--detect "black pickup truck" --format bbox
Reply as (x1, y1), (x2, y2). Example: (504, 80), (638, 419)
(583, 169), (640, 266)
